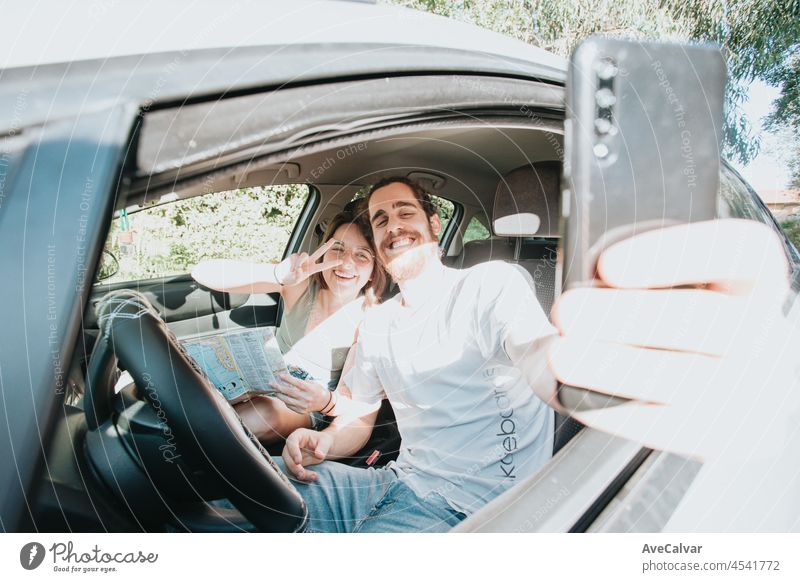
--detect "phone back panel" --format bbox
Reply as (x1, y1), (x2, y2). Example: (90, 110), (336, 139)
(562, 37), (726, 288)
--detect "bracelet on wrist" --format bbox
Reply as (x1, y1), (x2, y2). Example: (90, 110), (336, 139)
(327, 391), (339, 417)
(319, 390), (334, 415)
(273, 263), (284, 286)
(322, 392), (332, 413)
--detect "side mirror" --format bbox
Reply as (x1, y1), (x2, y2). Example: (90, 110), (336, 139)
(95, 249), (120, 282)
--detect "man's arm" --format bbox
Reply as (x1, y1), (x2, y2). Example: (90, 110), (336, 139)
(505, 332), (561, 410)
(281, 403), (380, 482)
(281, 320), (388, 482)
(325, 402), (382, 459)
(522, 220), (795, 462)
(315, 339), (360, 417)
(480, 263), (561, 408)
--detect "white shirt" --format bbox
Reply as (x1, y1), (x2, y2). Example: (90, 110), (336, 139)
(347, 261), (556, 513)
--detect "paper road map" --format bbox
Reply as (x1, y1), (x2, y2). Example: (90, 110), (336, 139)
(182, 327), (288, 404)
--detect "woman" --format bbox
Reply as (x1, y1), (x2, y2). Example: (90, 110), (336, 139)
(191, 205), (387, 443)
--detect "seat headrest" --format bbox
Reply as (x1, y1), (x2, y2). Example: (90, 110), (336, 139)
(493, 161), (562, 237)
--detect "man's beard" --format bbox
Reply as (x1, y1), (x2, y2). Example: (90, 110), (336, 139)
(379, 229), (439, 282)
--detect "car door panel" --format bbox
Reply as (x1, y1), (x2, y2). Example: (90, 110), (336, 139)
(87, 276), (255, 329)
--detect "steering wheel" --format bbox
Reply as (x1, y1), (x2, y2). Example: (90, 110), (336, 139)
(84, 289), (306, 532)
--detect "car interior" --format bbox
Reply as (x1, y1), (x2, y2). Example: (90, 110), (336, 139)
(33, 71), (799, 533)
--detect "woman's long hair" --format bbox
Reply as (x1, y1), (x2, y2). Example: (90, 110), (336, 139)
(311, 200), (387, 307)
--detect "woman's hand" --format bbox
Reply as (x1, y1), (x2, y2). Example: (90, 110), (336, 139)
(271, 373), (331, 414)
(191, 240), (342, 294)
(274, 239), (342, 287)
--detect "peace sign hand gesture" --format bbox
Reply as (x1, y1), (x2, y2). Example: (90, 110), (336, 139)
(274, 239), (343, 287)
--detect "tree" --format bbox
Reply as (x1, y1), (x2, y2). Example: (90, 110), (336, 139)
(672, 1), (800, 183)
(763, 51), (800, 188)
(386, 0), (800, 181)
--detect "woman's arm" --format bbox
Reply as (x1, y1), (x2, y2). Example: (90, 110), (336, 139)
(317, 342), (358, 416)
(312, 332), (363, 417)
(191, 240), (341, 299)
(270, 321), (365, 416)
(269, 359), (372, 419)
(191, 259), (283, 294)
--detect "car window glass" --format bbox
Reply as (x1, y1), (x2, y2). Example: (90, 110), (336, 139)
(98, 184), (310, 285)
(717, 164), (772, 223)
(717, 164), (800, 267)
(463, 213), (491, 244)
(432, 195), (455, 241)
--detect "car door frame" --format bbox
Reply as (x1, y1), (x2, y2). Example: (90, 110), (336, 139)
(0, 104), (139, 531)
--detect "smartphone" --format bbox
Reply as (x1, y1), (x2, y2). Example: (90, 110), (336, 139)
(558, 37), (726, 412)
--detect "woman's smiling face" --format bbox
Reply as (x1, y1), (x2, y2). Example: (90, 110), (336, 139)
(320, 223), (375, 298)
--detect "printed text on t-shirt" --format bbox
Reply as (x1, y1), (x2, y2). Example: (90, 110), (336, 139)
(493, 387), (518, 479)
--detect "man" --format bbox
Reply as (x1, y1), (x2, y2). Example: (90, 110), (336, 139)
(280, 176), (798, 532)
(277, 176), (566, 532)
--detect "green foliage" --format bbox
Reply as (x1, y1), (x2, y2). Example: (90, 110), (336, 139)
(432, 196), (455, 239)
(463, 215), (491, 243)
(764, 52), (800, 187)
(791, 163), (800, 190)
(779, 215), (800, 251)
(667, 1), (799, 169)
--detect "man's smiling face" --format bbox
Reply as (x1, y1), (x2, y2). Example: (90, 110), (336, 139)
(368, 181), (441, 282)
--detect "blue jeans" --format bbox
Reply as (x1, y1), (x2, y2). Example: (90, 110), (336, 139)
(274, 458), (466, 533)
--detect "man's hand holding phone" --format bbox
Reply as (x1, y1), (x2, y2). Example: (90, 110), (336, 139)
(549, 219), (797, 461)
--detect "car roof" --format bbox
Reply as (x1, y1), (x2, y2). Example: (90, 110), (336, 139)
(0, 1), (567, 131)
(2, 0), (566, 76)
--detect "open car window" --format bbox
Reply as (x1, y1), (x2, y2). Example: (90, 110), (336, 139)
(432, 195), (456, 241)
(98, 184), (310, 285)
(463, 213), (492, 244)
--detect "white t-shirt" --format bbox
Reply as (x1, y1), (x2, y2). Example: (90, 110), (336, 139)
(346, 261), (556, 514)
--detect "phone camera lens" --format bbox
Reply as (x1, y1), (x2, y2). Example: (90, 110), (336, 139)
(594, 118), (613, 134)
(593, 143), (610, 158)
(596, 60), (618, 81)
(595, 88), (617, 108)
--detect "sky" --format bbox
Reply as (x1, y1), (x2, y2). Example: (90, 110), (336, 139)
(731, 80), (793, 193)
